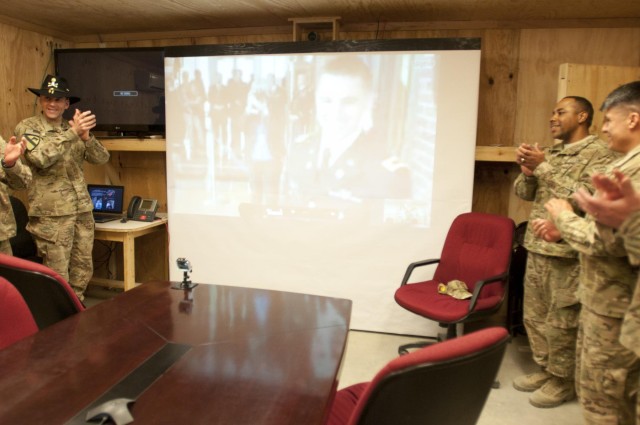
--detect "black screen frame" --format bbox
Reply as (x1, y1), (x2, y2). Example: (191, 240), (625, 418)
(164, 37), (480, 58)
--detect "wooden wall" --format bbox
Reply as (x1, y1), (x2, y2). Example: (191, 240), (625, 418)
(2, 22), (640, 225)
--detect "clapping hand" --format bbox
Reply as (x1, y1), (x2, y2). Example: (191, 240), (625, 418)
(2, 136), (27, 166)
(69, 109), (96, 141)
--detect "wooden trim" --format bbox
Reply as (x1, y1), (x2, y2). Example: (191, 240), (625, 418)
(475, 146), (516, 162)
(101, 138), (166, 152)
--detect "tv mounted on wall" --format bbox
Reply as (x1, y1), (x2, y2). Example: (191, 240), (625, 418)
(54, 47), (165, 137)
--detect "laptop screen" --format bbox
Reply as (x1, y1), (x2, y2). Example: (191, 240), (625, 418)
(88, 184), (125, 214)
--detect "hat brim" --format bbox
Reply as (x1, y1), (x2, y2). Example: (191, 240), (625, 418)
(28, 88), (81, 105)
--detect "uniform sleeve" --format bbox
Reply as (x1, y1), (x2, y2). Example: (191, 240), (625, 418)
(620, 211), (640, 266)
(514, 172), (538, 201)
(83, 134), (110, 165)
(554, 210), (627, 257)
(15, 123), (67, 169)
(534, 148), (613, 203)
(0, 138), (32, 190)
(1, 159), (32, 190)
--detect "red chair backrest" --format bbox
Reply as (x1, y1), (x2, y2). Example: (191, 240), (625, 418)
(433, 212), (514, 298)
(0, 253), (85, 330)
(0, 276), (38, 350)
(349, 327), (509, 425)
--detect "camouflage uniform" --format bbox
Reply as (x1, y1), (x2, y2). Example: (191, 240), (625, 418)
(554, 144), (640, 425)
(619, 211), (640, 425)
(15, 113), (109, 299)
(514, 135), (614, 379)
(0, 136), (32, 255)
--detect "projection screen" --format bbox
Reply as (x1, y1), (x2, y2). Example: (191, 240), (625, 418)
(165, 39), (481, 335)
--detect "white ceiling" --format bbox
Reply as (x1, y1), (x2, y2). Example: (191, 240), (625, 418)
(0, 0), (638, 40)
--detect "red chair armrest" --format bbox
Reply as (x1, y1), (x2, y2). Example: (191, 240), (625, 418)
(400, 258), (440, 286)
(468, 271), (509, 312)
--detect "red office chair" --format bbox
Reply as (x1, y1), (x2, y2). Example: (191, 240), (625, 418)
(0, 253), (85, 330)
(394, 212), (514, 354)
(0, 276), (38, 350)
(328, 327), (509, 425)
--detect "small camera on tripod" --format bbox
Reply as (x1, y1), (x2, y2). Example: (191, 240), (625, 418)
(176, 257), (192, 272)
(172, 257), (197, 290)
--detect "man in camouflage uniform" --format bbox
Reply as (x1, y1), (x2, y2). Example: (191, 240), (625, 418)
(570, 89), (640, 425)
(545, 81), (640, 424)
(0, 136), (32, 254)
(620, 208), (640, 425)
(15, 75), (110, 300)
(512, 96), (615, 408)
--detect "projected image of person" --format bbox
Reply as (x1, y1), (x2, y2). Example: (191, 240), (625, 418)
(179, 70), (193, 159)
(226, 69), (251, 161)
(290, 71), (314, 143)
(245, 74), (287, 205)
(165, 51), (438, 225)
(180, 69), (206, 161)
(190, 69), (206, 156)
(283, 56), (412, 217)
(209, 72), (229, 167)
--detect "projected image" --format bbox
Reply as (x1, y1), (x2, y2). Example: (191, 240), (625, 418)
(166, 52), (436, 226)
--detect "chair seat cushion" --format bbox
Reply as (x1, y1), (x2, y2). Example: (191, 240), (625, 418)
(327, 382), (369, 425)
(394, 280), (502, 323)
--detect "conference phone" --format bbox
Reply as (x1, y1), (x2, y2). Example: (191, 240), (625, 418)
(127, 196), (159, 222)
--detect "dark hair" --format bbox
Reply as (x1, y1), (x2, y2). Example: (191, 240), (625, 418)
(563, 96), (594, 127)
(600, 81), (640, 112)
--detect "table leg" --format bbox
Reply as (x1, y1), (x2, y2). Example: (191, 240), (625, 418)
(122, 233), (136, 291)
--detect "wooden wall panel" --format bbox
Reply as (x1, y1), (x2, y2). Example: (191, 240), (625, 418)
(473, 29), (520, 148)
(472, 162), (514, 216)
(515, 28), (640, 150)
(0, 23), (70, 139)
(558, 63), (640, 137)
(116, 152), (168, 212)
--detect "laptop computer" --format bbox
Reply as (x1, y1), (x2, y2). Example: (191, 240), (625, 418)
(88, 184), (125, 223)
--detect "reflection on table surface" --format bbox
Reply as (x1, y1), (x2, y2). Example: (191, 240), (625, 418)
(0, 280), (352, 424)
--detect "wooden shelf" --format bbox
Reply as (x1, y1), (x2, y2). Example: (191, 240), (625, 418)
(475, 146), (516, 162)
(100, 138), (166, 152)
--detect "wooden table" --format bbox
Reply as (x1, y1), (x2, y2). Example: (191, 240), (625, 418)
(93, 216), (168, 291)
(0, 281), (352, 424)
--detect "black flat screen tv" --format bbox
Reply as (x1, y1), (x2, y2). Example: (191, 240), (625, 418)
(54, 47), (165, 137)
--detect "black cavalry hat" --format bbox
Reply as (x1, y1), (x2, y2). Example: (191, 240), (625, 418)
(28, 74), (81, 104)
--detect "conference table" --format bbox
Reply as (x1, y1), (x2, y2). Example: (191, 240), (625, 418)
(0, 280), (352, 424)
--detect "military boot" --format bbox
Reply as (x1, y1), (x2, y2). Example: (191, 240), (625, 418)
(513, 370), (551, 392)
(529, 375), (575, 408)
